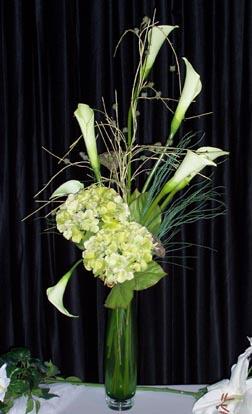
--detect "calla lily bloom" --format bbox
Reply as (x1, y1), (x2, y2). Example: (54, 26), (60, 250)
(193, 338), (252, 414)
(46, 260), (82, 318)
(166, 146), (228, 193)
(141, 25), (178, 80)
(144, 146), (227, 217)
(169, 58), (202, 141)
(74, 104), (101, 182)
(162, 145), (228, 195)
(196, 147), (229, 162)
(50, 180), (84, 199)
(0, 363), (10, 402)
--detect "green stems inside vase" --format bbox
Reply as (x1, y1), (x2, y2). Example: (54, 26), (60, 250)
(105, 299), (137, 411)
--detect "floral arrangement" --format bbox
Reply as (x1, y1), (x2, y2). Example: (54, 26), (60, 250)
(26, 16), (229, 317)
(0, 348), (60, 413)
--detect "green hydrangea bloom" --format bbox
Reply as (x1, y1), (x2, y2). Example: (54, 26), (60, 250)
(56, 185), (130, 246)
(82, 221), (154, 286)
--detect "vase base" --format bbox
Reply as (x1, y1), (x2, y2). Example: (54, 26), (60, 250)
(105, 396), (135, 411)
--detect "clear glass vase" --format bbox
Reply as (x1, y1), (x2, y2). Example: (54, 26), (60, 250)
(104, 299), (137, 411)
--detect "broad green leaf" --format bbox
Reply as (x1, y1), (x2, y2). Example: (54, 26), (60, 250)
(105, 281), (134, 309)
(65, 376), (83, 383)
(129, 192), (148, 224)
(50, 180), (84, 199)
(46, 259), (82, 318)
(8, 379), (30, 395)
(129, 192), (162, 235)
(35, 400), (40, 414)
(128, 188), (141, 203)
(3, 348), (31, 364)
(144, 205), (162, 236)
(44, 360), (60, 377)
(25, 398), (34, 414)
(0, 400), (13, 414)
(133, 261), (166, 291)
(31, 387), (44, 397)
(40, 390), (59, 400)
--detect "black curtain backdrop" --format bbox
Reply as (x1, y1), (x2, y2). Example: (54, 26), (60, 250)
(1, 0), (252, 385)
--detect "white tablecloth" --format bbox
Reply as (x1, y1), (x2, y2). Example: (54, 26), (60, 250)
(9, 383), (201, 413)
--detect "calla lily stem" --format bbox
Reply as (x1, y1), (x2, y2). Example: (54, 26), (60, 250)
(43, 378), (199, 397)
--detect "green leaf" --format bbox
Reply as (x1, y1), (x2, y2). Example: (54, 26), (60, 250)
(0, 400), (13, 414)
(42, 392), (59, 400)
(65, 376), (83, 383)
(129, 192), (162, 235)
(2, 348), (31, 364)
(129, 192), (148, 223)
(9, 379), (30, 395)
(31, 387), (43, 397)
(35, 400), (40, 414)
(128, 188), (141, 203)
(133, 261), (166, 291)
(25, 398), (34, 414)
(27, 367), (42, 388)
(44, 360), (60, 377)
(144, 205), (162, 236)
(36, 387), (58, 400)
(105, 281), (134, 309)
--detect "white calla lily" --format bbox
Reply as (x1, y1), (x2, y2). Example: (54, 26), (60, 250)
(161, 149), (215, 196)
(196, 147), (229, 161)
(46, 260), (82, 318)
(142, 25), (178, 79)
(0, 363), (10, 402)
(74, 104), (101, 181)
(146, 145), (228, 214)
(50, 180), (84, 199)
(171, 149), (216, 186)
(193, 338), (252, 414)
(169, 58), (202, 140)
(164, 146), (228, 194)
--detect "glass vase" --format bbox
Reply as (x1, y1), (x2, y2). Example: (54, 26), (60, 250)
(105, 299), (137, 411)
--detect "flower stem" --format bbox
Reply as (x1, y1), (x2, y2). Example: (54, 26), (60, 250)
(142, 132), (174, 193)
(43, 378), (199, 398)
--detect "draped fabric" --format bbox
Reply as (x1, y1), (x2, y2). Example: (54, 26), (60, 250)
(0, 0), (251, 385)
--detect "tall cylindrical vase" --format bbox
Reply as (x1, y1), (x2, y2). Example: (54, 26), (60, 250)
(105, 299), (137, 411)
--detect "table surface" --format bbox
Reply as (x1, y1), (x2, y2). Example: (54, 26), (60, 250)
(9, 383), (202, 413)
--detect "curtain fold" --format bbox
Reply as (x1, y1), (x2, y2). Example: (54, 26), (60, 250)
(0, 0), (251, 384)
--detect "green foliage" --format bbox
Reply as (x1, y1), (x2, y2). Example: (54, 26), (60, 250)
(134, 261), (166, 290)
(65, 376), (83, 383)
(105, 261), (166, 309)
(129, 192), (162, 235)
(0, 347), (62, 413)
(105, 280), (135, 309)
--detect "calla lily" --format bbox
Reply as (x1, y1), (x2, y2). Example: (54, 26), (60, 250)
(196, 147), (229, 161)
(46, 260), (82, 318)
(50, 180), (84, 199)
(193, 338), (252, 414)
(164, 146), (228, 193)
(169, 58), (202, 141)
(144, 146), (228, 217)
(0, 363), (10, 402)
(74, 104), (101, 182)
(141, 25), (178, 80)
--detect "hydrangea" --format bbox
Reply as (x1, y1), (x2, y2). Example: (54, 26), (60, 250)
(56, 185), (130, 245)
(82, 221), (154, 286)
